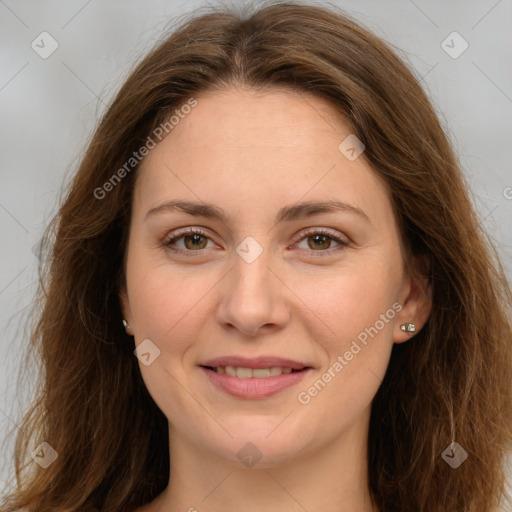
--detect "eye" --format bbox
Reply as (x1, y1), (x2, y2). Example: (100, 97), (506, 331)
(163, 228), (216, 255)
(163, 227), (349, 257)
(293, 228), (349, 257)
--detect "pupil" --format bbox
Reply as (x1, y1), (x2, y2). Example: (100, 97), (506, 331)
(185, 234), (205, 249)
(310, 234), (330, 250)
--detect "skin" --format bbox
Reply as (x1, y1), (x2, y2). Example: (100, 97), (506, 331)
(120, 86), (431, 512)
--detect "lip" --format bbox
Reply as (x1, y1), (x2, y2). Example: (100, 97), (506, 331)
(199, 356), (313, 400)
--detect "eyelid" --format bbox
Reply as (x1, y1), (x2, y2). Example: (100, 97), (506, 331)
(290, 227), (348, 245)
(163, 227), (218, 252)
(164, 226), (212, 241)
(290, 227), (349, 257)
(163, 226), (349, 256)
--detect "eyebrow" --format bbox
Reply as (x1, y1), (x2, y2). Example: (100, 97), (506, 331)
(145, 199), (371, 225)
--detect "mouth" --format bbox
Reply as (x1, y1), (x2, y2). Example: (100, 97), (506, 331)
(202, 365), (306, 378)
(199, 357), (313, 399)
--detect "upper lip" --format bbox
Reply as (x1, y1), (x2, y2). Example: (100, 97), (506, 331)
(200, 356), (310, 370)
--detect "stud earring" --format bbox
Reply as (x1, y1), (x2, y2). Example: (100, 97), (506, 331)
(122, 319), (129, 329)
(400, 323), (416, 333)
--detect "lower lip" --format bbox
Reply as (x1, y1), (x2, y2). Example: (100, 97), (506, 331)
(201, 367), (311, 399)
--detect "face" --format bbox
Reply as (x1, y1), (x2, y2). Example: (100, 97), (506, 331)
(120, 86), (430, 467)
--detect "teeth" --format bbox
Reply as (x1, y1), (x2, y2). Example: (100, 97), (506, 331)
(214, 366), (298, 378)
(269, 367), (282, 377)
(252, 368), (270, 378)
(236, 367), (253, 379)
(225, 366), (236, 377)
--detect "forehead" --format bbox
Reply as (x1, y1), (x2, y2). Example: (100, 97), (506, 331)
(134, 86), (392, 228)
(167, 86), (351, 153)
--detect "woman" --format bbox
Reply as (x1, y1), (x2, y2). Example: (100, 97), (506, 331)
(1, 2), (511, 511)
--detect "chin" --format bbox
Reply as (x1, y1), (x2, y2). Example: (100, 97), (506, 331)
(203, 422), (314, 469)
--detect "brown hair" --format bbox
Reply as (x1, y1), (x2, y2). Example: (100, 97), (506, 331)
(2, 1), (511, 511)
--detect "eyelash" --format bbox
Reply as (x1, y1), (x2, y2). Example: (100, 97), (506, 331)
(163, 227), (349, 258)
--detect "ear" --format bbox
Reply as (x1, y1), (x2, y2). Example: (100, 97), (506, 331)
(118, 285), (134, 335)
(394, 254), (432, 344)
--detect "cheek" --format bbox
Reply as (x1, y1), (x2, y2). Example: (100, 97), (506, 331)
(127, 250), (216, 343)
(127, 260), (215, 423)
(292, 258), (399, 427)
(292, 258), (400, 348)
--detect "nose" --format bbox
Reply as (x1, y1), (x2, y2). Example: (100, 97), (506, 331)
(215, 247), (291, 338)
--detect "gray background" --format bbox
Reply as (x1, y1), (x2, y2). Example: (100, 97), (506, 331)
(1, 0), (511, 498)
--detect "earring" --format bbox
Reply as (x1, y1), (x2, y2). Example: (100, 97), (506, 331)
(400, 323), (416, 333)
(122, 319), (129, 329)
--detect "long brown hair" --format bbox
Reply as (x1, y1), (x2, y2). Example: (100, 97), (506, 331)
(2, 2), (511, 511)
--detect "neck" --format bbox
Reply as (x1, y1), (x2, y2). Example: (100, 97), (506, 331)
(152, 405), (377, 512)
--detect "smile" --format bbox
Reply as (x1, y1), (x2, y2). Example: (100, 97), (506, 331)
(208, 366), (297, 378)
